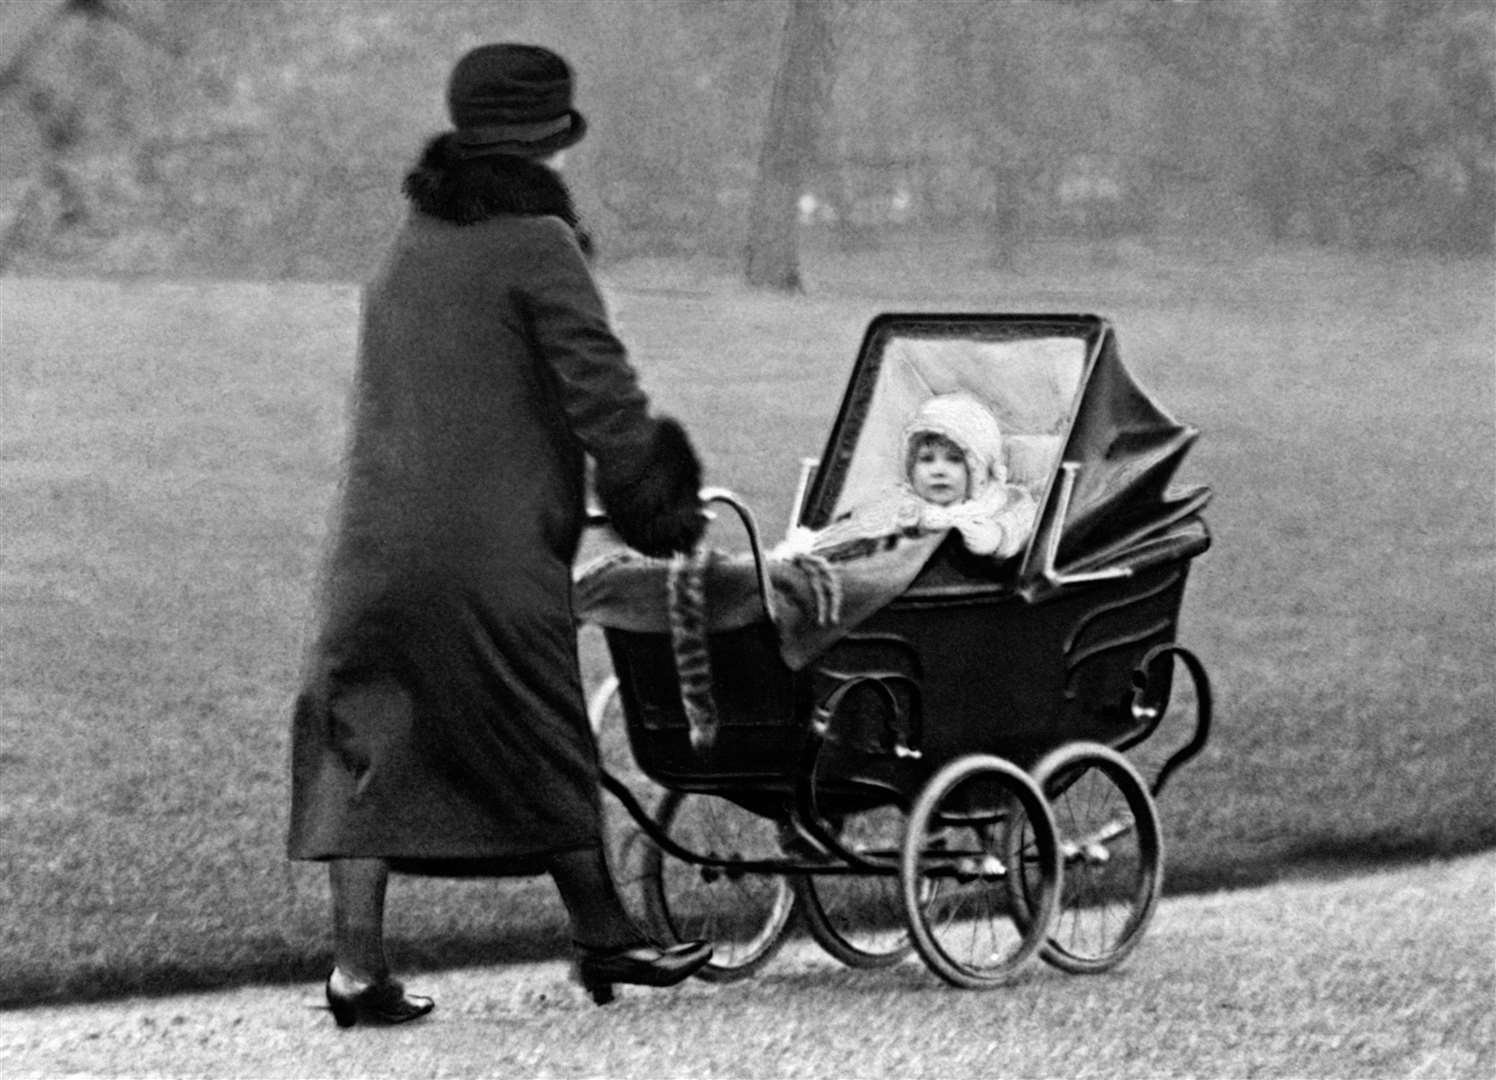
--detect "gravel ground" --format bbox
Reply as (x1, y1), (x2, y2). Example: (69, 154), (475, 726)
(3, 852), (1492, 1080)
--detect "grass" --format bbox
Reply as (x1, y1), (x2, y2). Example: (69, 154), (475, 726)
(0, 238), (1492, 1007)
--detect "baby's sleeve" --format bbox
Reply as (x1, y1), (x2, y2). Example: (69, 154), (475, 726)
(991, 487), (1039, 559)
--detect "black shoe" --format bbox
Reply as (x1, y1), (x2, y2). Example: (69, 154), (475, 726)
(325, 968), (435, 1028)
(572, 939), (713, 1006)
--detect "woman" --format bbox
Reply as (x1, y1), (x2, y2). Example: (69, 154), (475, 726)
(287, 43), (711, 1026)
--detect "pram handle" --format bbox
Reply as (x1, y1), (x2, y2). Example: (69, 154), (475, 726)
(699, 486), (778, 624)
(584, 487), (778, 624)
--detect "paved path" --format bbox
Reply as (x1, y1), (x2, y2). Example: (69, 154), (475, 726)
(3, 853), (1492, 1079)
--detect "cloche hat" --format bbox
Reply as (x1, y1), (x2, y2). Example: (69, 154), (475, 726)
(446, 43), (588, 158)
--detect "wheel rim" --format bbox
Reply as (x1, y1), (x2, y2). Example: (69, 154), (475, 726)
(901, 756), (1061, 988)
(640, 791), (796, 982)
(1018, 743), (1162, 974)
(795, 804), (913, 968)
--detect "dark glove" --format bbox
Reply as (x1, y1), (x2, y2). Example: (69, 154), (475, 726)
(596, 417), (706, 557)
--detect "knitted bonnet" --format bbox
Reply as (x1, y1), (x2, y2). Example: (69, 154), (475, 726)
(901, 392), (1007, 499)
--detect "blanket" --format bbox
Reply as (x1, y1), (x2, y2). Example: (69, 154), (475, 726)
(573, 529), (947, 671)
(576, 526), (955, 752)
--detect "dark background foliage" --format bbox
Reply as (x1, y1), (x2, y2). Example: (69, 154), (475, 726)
(1, 0), (1492, 280)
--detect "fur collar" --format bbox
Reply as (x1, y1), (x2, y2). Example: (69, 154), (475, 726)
(402, 134), (587, 245)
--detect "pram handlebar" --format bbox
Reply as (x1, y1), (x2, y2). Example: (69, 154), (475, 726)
(699, 487), (778, 624)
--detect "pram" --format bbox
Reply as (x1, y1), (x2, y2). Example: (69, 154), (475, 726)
(575, 313), (1213, 989)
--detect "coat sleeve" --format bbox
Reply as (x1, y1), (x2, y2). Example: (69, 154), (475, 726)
(518, 219), (704, 557)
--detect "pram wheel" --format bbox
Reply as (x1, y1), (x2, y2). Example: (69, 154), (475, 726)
(795, 804), (914, 968)
(639, 791), (796, 982)
(900, 754), (1061, 988)
(1014, 741), (1162, 974)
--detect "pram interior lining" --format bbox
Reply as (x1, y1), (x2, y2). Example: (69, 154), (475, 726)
(819, 332), (1085, 528)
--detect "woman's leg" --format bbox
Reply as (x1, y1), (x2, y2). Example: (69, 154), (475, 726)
(324, 856), (434, 1026)
(329, 857), (391, 982)
(552, 843), (713, 1005)
(547, 844), (641, 949)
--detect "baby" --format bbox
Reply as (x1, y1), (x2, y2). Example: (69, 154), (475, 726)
(786, 392), (1037, 563)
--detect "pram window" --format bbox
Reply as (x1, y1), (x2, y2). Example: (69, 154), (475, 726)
(814, 331), (1086, 530)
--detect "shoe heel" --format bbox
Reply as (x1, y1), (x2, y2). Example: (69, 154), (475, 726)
(326, 984), (358, 1028)
(571, 954), (616, 1005)
(325, 970), (432, 1028)
(572, 938), (713, 1005)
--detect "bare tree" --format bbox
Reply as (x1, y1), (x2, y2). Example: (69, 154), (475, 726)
(0, 0), (180, 272)
(744, 0), (845, 291)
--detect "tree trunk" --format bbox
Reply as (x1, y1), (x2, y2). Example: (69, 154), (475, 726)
(745, 0), (840, 291)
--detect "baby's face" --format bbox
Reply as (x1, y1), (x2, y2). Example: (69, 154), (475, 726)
(909, 438), (969, 506)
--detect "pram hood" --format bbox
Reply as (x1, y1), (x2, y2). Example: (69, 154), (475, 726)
(797, 314), (1210, 600)
(577, 313), (1209, 683)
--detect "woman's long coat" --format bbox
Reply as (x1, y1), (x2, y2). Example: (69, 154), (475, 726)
(287, 150), (699, 874)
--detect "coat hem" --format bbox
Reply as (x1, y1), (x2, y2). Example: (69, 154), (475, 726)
(288, 838), (598, 878)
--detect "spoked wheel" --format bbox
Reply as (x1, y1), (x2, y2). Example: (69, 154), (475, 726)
(639, 790), (796, 982)
(900, 755), (1061, 988)
(1011, 742), (1163, 974)
(794, 803), (914, 968)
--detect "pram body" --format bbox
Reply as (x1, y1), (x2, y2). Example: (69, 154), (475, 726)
(578, 313), (1212, 989)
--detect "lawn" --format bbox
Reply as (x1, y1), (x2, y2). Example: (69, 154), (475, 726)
(1, 238), (1492, 1005)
